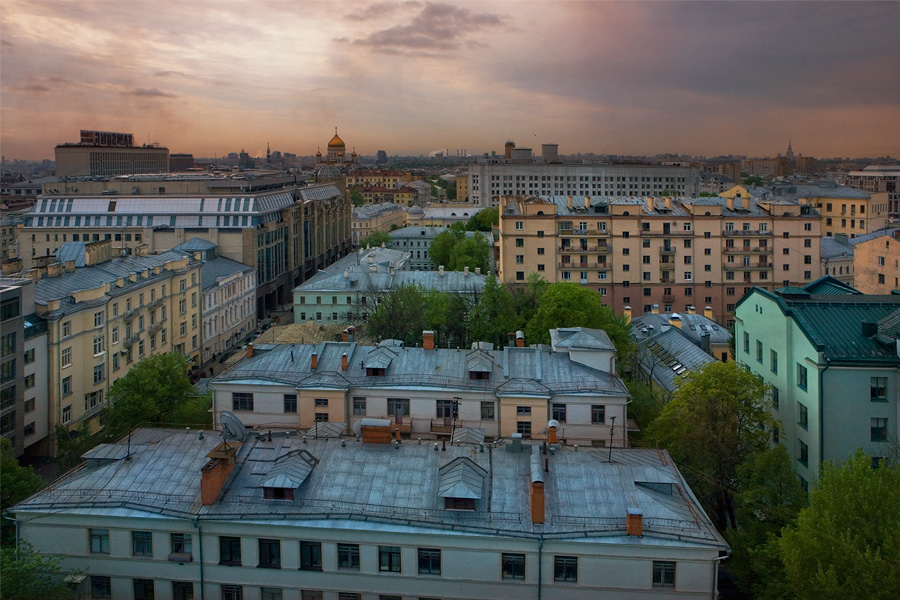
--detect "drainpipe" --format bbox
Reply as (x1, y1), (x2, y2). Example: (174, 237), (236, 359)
(537, 536), (544, 600)
(711, 553), (729, 600)
(818, 357), (830, 476)
(193, 517), (204, 600)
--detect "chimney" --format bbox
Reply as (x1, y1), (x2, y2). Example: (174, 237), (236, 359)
(464, 266), (469, 276)
(116, 277), (125, 288)
(530, 446), (545, 524)
(623, 305), (632, 324)
(439, 265), (445, 276)
(246, 343), (254, 358)
(704, 306), (714, 320)
(726, 196), (735, 211)
(423, 330), (435, 350)
(647, 197), (655, 212)
(664, 196), (672, 210)
(342, 329), (349, 342)
(201, 442), (240, 506)
(548, 422), (559, 445)
(193, 251), (202, 261)
(567, 195), (573, 210)
(475, 267), (481, 275)
(47, 262), (62, 278)
(669, 313), (682, 329)
(341, 352), (348, 371)
(344, 269), (349, 278)
(515, 330), (525, 347)
(64, 260), (76, 273)
(700, 332), (711, 354)
(311, 352), (318, 370)
(507, 332), (515, 347)
(390, 266), (395, 276)
(651, 303), (659, 315)
(626, 508), (643, 536)
(686, 305), (696, 315)
(347, 326), (355, 343)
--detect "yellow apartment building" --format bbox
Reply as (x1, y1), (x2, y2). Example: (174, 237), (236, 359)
(498, 194), (822, 326)
(852, 229), (900, 294)
(29, 240), (202, 451)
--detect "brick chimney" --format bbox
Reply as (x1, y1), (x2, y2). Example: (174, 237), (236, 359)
(704, 306), (714, 321)
(530, 446), (545, 524)
(668, 314), (682, 329)
(246, 343), (254, 358)
(341, 352), (349, 371)
(201, 442), (241, 506)
(423, 330), (435, 350)
(515, 331), (525, 348)
(342, 329), (349, 342)
(311, 352), (318, 370)
(626, 508), (643, 536)
(623, 305), (632, 324)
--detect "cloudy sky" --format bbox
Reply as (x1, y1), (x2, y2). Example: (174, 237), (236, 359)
(2, 0), (898, 160)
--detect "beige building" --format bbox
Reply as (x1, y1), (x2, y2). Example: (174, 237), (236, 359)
(498, 194), (822, 326)
(843, 164), (900, 216)
(16, 176), (351, 315)
(27, 241), (203, 451)
(55, 131), (169, 177)
(351, 203), (405, 248)
(851, 228), (900, 294)
(345, 168), (411, 189)
(457, 171), (470, 202)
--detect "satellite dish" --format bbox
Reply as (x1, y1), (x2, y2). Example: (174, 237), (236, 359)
(220, 411), (248, 443)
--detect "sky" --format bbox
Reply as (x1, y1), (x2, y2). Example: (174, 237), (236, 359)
(2, 0), (899, 161)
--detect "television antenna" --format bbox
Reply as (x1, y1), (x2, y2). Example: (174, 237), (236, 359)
(219, 411), (248, 449)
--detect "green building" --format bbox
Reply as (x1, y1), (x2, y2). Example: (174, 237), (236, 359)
(734, 276), (899, 487)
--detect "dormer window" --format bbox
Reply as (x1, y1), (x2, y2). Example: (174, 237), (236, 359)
(366, 367), (386, 377)
(469, 371), (489, 380)
(263, 487), (294, 500)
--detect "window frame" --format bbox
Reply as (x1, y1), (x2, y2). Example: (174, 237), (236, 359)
(337, 543), (360, 570)
(219, 536), (242, 566)
(299, 540), (323, 572)
(652, 560), (676, 588)
(378, 545), (402, 573)
(553, 555), (578, 583)
(417, 547), (441, 576)
(132, 530), (153, 557)
(501, 552), (526, 580)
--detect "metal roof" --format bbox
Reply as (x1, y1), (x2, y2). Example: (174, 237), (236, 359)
(199, 256), (253, 292)
(14, 428), (725, 546)
(631, 314), (731, 346)
(633, 329), (715, 393)
(550, 327), (616, 351)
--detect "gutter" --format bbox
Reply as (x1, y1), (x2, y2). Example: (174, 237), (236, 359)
(537, 535), (544, 600)
(193, 517), (204, 600)
(818, 356), (831, 478)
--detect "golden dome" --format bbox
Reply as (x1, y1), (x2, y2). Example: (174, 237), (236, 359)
(328, 127), (345, 148)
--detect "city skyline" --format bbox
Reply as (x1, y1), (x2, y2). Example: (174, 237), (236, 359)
(1, 0), (899, 161)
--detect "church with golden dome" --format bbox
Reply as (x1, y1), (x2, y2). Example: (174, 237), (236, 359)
(316, 127), (358, 166)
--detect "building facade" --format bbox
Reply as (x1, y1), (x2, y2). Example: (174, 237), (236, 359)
(498, 194), (822, 326)
(820, 234), (854, 285)
(55, 130), (169, 177)
(27, 241), (203, 452)
(468, 161), (700, 207)
(734, 279), (900, 485)
(851, 228), (900, 294)
(352, 203), (405, 248)
(15, 176), (351, 315)
(843, 164), (900, 216)
(14, 427), (727, 600)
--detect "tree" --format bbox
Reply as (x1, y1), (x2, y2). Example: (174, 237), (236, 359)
(645, 361), (772, 529)
(448, 234), (491, 273)
(467, 276), (517, 347)
(742, 176), (764, 186)
(359, 230), (391, 248)
(349, 187), (365, 207)
(466, 207), (498, 231)
(0, 542), (76, 600)
(727, 445), (806, 599)
(1, 439), (43, 543)
(366, 283), (428, 344)
(429, 227), (466, 269)
(509, 272), (548, 330)
(781, 449), (900, 600)
(103, 352), (207, 437)
(524, 282), (633, 359)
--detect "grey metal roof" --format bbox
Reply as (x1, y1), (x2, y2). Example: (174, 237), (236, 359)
(848, 227), (900, 246)
(632, 313), (731, 346)
(550, 327), (615, 351)
(296, 268), (487, 295)
(633, 329), (716, 393)
(174, 237), (217, 252)
(14, 428), (725, 546)
(452, 428), (485, 445)
(199, 256), (253, 292)
(820, 235), (854, 259)
(353, 203), (404, 219)
(215, 341), (629, 397)
(55, 242), (87, 267)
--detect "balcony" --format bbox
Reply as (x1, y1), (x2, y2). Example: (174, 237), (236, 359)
(122, 333), (142, 347)
(558, 228), (608, 237)
(723, 230), (772, 237)
(431, 418), (454, 434)
(724, 263), (772, 271)
(123, 307), (141, 322)
(559, 244), (612, 254)
(558, 261), (609, 270)
(640, 229), (693, 237)
(150, 297), (166, 309)
(659, 247), (676, 255)
(723, 246), (773, 254)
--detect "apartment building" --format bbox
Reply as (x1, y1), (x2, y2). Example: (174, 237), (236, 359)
(851, 228), (900, 294)
(345, 169), (411, 190)
(55, 130), (168, 177)
(387, 226), (492, 271)
(498, 194), (822, 326)
(25, 241), (203, 451)
(352, 203), (405, 248)
(468, 161), (699, 207)
(820, 234), (854, 285)
(16, 176), (351, 315)
(843, 164), (900, 216)
(174, 239), (257, 364)
(13, 427), (727, 600)
(734, 279), (900, 485)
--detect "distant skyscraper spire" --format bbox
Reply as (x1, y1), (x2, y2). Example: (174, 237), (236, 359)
(786, 139), (794, 161)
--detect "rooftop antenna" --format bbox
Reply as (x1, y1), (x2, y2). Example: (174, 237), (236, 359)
(219, 410), (248, 450)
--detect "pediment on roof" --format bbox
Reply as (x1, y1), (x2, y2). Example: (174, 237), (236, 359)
(496, 377), (551, 397)
(298, 371), (350, 389)
(466, 349), (494, 372)
(364, 346), (398, 369)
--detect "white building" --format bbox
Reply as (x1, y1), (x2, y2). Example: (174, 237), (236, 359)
(14, 426), (727, 600)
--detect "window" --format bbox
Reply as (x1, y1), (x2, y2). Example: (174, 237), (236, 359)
(797, 364), (807, 391)
(261, 589), (281, 600)
(798, 403), (808, 429)
(283, 394), (297, 413)
(337, 543), (360, 570)
(551, 403), (567, 422)
(314, 398), (328, 408)
(221, 586), (243, 600)
(591, 405), (605, 424)
(799, 440), (809, 466)
(772, 387), (780, 410)
(418, 548), (441, 575)
(259, 538), (281, 569)
(171, 533), (192, 556)
(770, 350), (778, 373)
(653, 561), (676, 588)
(871, 377), (887, 402)
(352, 397), (366, 415)
(232, 392), (253, 411)
(219, 536), (242, 565)
(554, 556), (578, 583)
(112, 326), (119, 345)
(516, 271), (525, 281)
(387, 398), (410, 417)
(90, 576), (112, 600)
(132, 531), (153, 556)
(172, 582), (194, 600)
(517, 421), (532, 437)
(24, 374), (35, 389)
(517, 406), (531, 416)
(94, 311), (104, 327)
(300, 541), (322, 571)
(379, 545), (401, 572)
(872, 418), (888, 442)
(537, 247), (545, 255)
(756, 340), (763, 363)
(24, 348), (35, 364)
(481, 401), (495, 420)
(133, 579), (154, 600)
(515, 221), (523, 230)
(93, 363), (106, 384)
(90, 529), (109, 554)
(515, 238), (524, 247)
(315, 412), (329, 422)
(63, 321), (71, 337)
(62, 404), (72, 423)
(62, 346), (72, 368)
(502, 553), (526, 580)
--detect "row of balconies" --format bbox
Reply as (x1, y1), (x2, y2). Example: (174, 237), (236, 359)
(558, 262), (610, 270)
(559, 244), (612, 254)
(640, 229), (693, 237)
(723, 230), (773, 237)
(723, 246), (773, 254)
